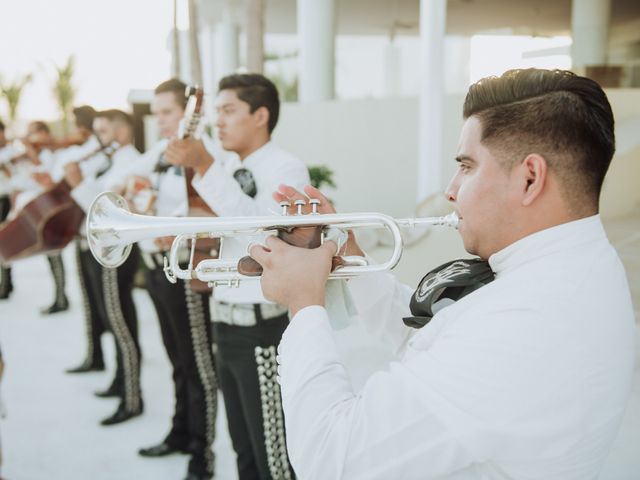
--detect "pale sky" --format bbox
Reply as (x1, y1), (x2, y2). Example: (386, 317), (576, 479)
(0, 0), (175, 123)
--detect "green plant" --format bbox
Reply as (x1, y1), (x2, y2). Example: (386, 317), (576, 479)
(308, 165), (336, 189)
(0, 73), (33, 124)
(52, 55), (77, 135)
(265, 50), (298, 102)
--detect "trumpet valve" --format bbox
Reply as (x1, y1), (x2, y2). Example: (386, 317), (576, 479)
(309, 198), (321, 214)
(279, 201), (291, 215)
(294, 199), (306, 215)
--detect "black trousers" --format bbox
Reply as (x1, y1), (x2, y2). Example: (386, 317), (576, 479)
(45, 252), (67, 306)
(145, 265), (217, 477)
(76, 243), (107, 365)
(0, 196), (11, 296)
(78, 242), (141, 411)
(214, 315), (294, 480)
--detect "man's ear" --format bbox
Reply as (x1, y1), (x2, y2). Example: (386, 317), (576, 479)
(253, 106), (270, 130)
(520, 153), (547, 206)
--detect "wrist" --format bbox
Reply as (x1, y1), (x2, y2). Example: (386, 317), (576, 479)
(195, 153), (214, 177)
(289, 291), (325, 318)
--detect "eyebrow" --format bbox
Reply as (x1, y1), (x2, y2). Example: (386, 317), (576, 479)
(455, 155), (476, 163)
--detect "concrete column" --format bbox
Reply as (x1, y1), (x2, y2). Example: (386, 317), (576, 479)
(571, 0), (611, 69)
(297, 0), (336, 102)
(246, 0), (264, 73)
(417, 0), (447, 201)
(215, 16), (240, 82)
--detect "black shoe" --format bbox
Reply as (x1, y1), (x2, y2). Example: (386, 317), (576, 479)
(40, 297), (69, 315)
(0, 282), (12, 300)
(94, 384), (123, 398)
(65, 360), (105, 374)
(100, 404), (143, 426)
(138, 441), (189, 457)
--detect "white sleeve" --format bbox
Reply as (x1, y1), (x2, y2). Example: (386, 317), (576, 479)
(124, 147), (160, 177)
(70, 178), (101, 212)
(192, 158), (309, 217)
(278, 306), (477, 480)
(347, 272), (414, 355)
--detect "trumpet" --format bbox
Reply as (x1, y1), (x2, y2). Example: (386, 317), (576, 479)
(87, 192), (459, 286)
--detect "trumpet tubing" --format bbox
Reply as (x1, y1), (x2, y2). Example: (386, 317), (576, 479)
(87, 192), (458, 286)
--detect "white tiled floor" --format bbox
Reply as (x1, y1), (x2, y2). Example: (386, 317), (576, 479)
(0, 214), (638, 479)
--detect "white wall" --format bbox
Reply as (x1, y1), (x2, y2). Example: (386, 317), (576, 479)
(275, 96), (466, 217)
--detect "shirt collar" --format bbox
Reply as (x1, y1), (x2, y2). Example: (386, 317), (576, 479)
(241, 141), (273, 169)
(488, 215), (606, 275)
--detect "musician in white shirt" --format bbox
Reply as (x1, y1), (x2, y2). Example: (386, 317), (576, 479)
(0, 120), (12, 299)
(167, 73), (309, 480)
(249, 68), (637, 479)
(1, 121), (71, 312)
(127, 79), (218, 480)
(66, 110), (145, 426)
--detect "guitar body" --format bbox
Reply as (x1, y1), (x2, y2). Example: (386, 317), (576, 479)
(0, 181), (84, 263)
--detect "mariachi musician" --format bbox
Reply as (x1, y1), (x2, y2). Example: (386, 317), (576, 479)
(126, 79), (218, 480)
(64, 109), (143, 426)
(165, 73), (310, 480)
(0, 120), (13, 299)
(0, 121), (70, 312)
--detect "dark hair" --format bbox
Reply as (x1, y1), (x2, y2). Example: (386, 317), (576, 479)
(95, 109), (134, 128)
(29, 121), (50, 134)
(0, 120), (5, 131)
(218, 74), (280, 134)
(154, 78), (188, 109)
(463, 69), (615, 209)
(73, 105), (97, 131)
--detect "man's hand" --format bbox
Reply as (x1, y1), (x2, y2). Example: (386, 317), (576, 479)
(250, 236), (336, 317)
(154, 236), (175, 251)
(165, 138), (214, 177)
(64, 162), (83, 188)
(32, 171), (54, 188)
(273, 184), (365, 257)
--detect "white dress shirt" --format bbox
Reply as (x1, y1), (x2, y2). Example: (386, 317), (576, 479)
(192, 140), (310, 304)
(50, 136), (102, 182)
(278, 215), (636, 480)
(122, 139), (190, 254)
(70, 144), (141, 212)
(0, 144), (15, 196)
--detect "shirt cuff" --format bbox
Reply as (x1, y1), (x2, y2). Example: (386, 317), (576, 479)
(70, 181), (99, 213)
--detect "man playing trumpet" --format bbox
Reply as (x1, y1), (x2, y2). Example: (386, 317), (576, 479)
(249, 69), (636, 479)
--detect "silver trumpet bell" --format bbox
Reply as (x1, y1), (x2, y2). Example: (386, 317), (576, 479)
(87, 191), (459, 286)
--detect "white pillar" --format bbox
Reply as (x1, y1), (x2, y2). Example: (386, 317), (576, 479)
(246, 0), (264, 73)
(215, 18), (239, 83)
(297, 0), (336, 102)
(417, 0), (447, 202)
(571, 0), (611, 70)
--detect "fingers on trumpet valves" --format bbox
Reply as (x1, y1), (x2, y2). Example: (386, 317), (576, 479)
(278, 198), (322, 216)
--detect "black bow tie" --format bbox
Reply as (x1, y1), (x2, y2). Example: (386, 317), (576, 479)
(403, 258), (495, 329)
(233, 168), (257, 198)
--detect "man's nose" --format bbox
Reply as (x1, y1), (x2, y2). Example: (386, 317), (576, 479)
(444, 176), (458, 203)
